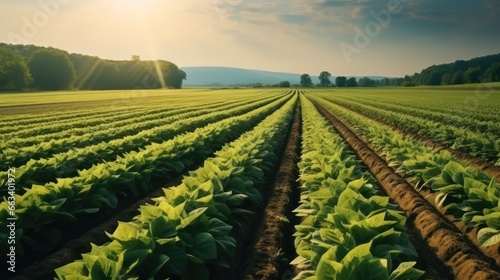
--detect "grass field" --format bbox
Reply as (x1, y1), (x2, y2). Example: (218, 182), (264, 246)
(1, 85), (499, 280)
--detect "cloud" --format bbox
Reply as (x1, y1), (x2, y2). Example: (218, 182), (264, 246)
(404, 0), (500, 29)
(278, 14), (310, 24)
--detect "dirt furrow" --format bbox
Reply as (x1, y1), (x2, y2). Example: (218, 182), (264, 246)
(311, 99), (500, 280)
(242, 103), (301, 280)
(214, 102), (302, 280)
(322, 97), (500, 182)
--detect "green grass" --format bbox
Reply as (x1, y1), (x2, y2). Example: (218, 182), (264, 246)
(1, 82), (498, 109)
(0, 89), (214, 107)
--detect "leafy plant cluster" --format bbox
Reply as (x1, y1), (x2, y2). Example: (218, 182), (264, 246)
(318, 94), (499, 164)
(292, 96), (423, 280)
(0, 94), (286, 193)
(311, 95), (500, 247)
(0, 94), (292, 256)
(54, 94), (297, 279)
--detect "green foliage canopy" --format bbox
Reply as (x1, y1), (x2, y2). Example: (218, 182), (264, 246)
(28, 48), (76, 90)
(300, 73), (313, 87)
(0, 46), (32, 91)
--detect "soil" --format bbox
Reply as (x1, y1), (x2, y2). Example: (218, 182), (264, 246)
(311, 99), (500, 280)
(241, 103), (302, 280)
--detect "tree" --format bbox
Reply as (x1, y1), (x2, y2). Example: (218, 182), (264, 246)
(380, 78), (390, 86)
(451, 71), (464, 84)
(28, 48), (76, 90)
(279, 81), (291, 88)
(335, 76), (347, 87)
(358, 77), (377, 87)
(485, 62), (500, 82)
(441, 73), (453, 85)
(319, 71), (332, 87)
(464, 66), (482, 83)
(161, 61), (186, 89)
(402, 75), (415, 87)
(94, 61), (120, 89)
(422, 70), (443, 85)
(300, 74), (313, 87)
(346, 77), (358, 87)
(0, 46), (32, 91)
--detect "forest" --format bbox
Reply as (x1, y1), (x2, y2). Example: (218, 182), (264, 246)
(0, 43), (186, 91)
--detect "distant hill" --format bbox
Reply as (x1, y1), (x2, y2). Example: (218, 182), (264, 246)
(181, 67), (315, 86)
(181, 66), (387, 86)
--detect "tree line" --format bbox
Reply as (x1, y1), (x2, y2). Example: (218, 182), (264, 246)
(409, 53), (500, 86)
(0, 44), (186, 91)
(292, 52), (499, 88)
(294, 72), (404, 88)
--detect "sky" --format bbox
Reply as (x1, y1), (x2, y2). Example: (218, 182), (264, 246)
(1, 0), (499, 77)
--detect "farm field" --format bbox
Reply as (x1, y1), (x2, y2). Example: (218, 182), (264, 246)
(1, 86), (500, 280)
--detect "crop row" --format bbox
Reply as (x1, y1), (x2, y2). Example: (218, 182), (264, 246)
(1, 90), (275, 138)
(0, 103), (147, 131)
(0, 90), (273, 130)
(316, 93), (499, 165)
(336, 94), (500, 137)
(2, 101), (216, 148)
(291, 95), (422, 280)
(54, 93), (298, 279)
(336, 90), (500, 123)
(0, 93), (286, 172)
(0, 94), (288, 195)
(1, 93), (277, 150)
(0, 93), (295, 258)
(310, 94), (500, 247)
(1, 99), (221, 141)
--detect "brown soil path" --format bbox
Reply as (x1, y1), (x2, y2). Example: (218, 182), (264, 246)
(242, 103), (302, 280)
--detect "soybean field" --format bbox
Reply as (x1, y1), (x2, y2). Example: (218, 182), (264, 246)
(1, 86), (500, 280)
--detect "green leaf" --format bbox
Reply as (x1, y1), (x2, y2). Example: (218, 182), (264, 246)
(389, 262), (424, 280)
(477, 227), (500, 247)
(112, 222), (143, 241)
(294, 270), (317, 280)
(178, 207), (207, 230)
(442, 161), (465, 183)
(55, 261), (89, 278)
(189, 232), (217, 261)
(316, 246), (347, 280)
(149, 216), (177, 238)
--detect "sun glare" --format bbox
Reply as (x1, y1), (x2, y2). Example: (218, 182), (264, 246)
(112, 0), (146, 11)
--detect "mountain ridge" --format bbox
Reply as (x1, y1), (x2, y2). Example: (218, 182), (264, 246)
(181, 66), (386, 86)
